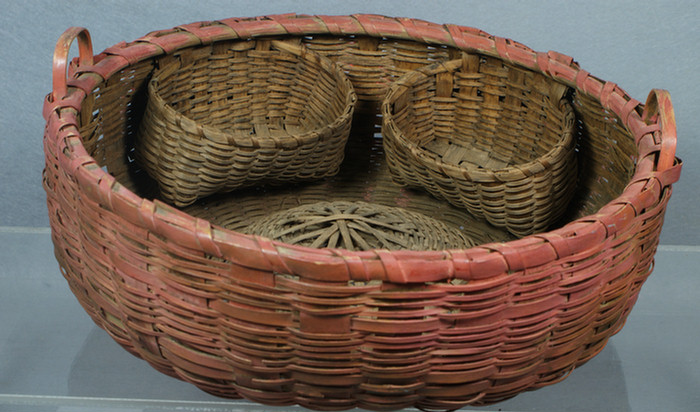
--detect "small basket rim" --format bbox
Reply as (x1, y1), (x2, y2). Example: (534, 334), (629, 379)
(381, 58), (576, 182)
(44, 14), (681, 284)
(148, 39), (357, 147)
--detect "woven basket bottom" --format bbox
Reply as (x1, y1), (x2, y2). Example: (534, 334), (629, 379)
(175, 109), (518, 247)
(244, 200), (477, 251)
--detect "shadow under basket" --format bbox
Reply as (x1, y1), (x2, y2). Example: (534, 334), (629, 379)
(382, 55), (578, 237)
(44, 16), (681, 412)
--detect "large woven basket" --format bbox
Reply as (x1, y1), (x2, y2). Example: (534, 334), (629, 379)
(137, 39), (356, 207)
(382, 56), (578, 236)
(43, 15), (681, 411)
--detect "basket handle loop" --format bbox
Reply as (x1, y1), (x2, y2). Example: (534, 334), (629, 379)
(52, 27), (93, 101)
(642, 89), (677, 173)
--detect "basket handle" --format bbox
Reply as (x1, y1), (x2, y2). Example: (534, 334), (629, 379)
(642, 89), (677, 173)
(52, 27), (93, 101)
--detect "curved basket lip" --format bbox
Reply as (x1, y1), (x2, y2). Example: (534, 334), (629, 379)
(381, 59), (576, 182)
(148, 39), (357, 146)
(45, 14), (679, 283)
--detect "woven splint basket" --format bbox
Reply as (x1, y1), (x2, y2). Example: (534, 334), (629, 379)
(43, 16), (681, 412)
(137, 39), (356, 207)
(382, 56), (578, 236)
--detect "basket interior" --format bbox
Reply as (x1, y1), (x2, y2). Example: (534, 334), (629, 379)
(77, 35), (637, 245)
(388, 56), (571, 171)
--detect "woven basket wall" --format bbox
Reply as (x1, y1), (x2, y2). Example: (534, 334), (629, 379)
(43, 15), (681, 412)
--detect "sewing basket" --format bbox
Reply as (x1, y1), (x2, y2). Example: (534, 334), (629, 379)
(43, 15), (681, 411)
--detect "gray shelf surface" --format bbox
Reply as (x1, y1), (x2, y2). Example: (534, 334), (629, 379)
(1, 229), (698, 412)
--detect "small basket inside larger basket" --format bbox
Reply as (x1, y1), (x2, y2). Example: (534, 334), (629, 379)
(44, 16), (681, 412)
(383, 54), (578, 236)
(136, 39), (356, 207)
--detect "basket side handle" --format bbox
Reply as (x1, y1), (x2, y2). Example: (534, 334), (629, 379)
(642, 89), (678, 176)
(52, 27), (93, 101)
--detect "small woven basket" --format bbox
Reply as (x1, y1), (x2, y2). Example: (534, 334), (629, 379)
(43, 16), (682, 412)
(383, 55), (578, 236)
(136, 39), (356, 206)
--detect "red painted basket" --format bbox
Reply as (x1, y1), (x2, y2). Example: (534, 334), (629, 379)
(43, 15), (681, 411)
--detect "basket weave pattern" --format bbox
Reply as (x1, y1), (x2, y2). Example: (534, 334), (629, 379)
(383, 56), (577, 236)
(137, 39), (356, 206)
(43, 15), (681, 411)
(244, 201), (476, 251)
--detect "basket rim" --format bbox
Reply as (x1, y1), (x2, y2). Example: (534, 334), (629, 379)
(381, 58), (576, 182)
(43, 14), (681, 284)
(148, 39), (357, 146)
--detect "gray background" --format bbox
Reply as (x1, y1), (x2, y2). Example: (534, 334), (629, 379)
(1, 2), (699, 411)
(1, 0), (697, 245)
